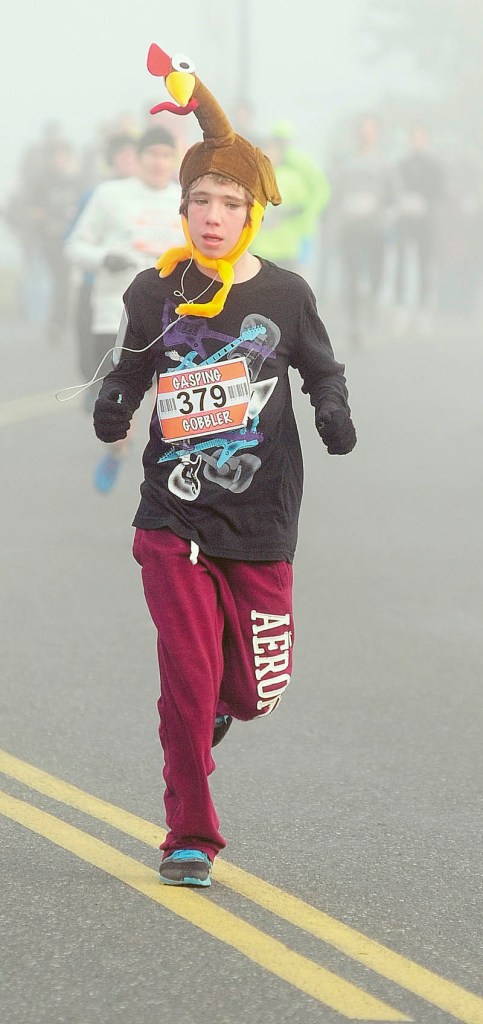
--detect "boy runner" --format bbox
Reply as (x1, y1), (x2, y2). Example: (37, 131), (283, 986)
(93, 45), (357, 887)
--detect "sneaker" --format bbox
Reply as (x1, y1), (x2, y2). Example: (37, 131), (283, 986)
(94, 454), (123, 494)
(212, 714), (233, 747)
(159, 849), (212, 887)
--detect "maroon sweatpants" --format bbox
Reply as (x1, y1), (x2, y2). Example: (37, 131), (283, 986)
(132, 527), (294, 861)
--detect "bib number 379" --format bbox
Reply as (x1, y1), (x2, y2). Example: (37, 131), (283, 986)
(157, 357), (250, 442)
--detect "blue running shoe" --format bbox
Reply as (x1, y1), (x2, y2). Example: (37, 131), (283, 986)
(159, 849), (212, 887)
(94, 453), (123, 494)
(212, 714), (233, 747)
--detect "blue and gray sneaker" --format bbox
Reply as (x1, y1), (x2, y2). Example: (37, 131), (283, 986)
(159, 849), (212, 887)
(94, 453), (123, 494)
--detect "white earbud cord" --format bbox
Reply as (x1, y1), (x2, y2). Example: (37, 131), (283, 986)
(55, 257), (219, 403)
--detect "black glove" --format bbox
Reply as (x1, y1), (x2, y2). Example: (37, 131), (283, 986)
(93, 390), (134, 442)
(103, 253), (136, 272)
(317, 408), (357, 455)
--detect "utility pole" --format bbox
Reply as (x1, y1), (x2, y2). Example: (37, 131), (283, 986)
(238, 0), (251, 105)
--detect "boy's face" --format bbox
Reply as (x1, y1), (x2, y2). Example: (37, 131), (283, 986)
(187, 176), (249, 258)
(138, 144), (176, 189)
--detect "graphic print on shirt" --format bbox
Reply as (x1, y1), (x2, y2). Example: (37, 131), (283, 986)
(155, 306), (280, 501)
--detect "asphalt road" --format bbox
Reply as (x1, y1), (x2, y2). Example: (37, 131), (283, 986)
(1, 307), (482, 1024)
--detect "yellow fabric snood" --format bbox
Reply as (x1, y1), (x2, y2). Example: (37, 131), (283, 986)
(156, 200), (264, 318)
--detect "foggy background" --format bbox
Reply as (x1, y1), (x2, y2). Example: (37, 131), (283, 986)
(1, 0), (367, 193)
(2, 0), (483, 325)
(2, 0), (481, 185)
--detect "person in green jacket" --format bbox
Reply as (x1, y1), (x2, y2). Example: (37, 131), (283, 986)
(254, 120), (331, 278)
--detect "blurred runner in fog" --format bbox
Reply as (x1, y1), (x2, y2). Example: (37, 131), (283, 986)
(437, 150), (483, 325)
(4, 121), (79, 331)
(254, 121), (331, 283)
(330, 113), (396, 345)
(65, 125), (183, 494)
(393, 123), (445, 338)
(78, 112), (140, 193)
(29, 138), (82, 345)
(69, 132), (139, 392)
(3, 150), (47, 324)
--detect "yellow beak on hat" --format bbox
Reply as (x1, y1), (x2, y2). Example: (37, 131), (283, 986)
(166, 71), (196, 108)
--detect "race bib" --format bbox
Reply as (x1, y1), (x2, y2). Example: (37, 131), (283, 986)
(157, 357), (251, 442)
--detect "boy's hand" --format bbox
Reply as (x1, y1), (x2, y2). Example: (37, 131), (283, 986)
(93, 390), (133, 442)
(317, 408), (357, 455)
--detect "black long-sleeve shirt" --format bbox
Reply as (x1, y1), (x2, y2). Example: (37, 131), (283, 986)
(98, 258), (351, 562)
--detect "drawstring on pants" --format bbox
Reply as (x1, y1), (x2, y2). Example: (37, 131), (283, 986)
(190, 540), (200, 565)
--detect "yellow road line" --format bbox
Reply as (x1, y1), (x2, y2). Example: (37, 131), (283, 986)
(0, 748), (161, 842)
(0, 392), (74, 426)
(2, 748), (482, 1024)
(0, 790), (407, 1022)
(218, 866), (483, 1024)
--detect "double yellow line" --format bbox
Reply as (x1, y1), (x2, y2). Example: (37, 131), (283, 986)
(1, 748), (482, 1023)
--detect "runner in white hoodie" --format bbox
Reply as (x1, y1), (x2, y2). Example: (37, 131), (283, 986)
(65, 125), (184, 492)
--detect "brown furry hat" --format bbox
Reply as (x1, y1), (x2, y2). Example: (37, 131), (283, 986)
(147, 45), (281, 209)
